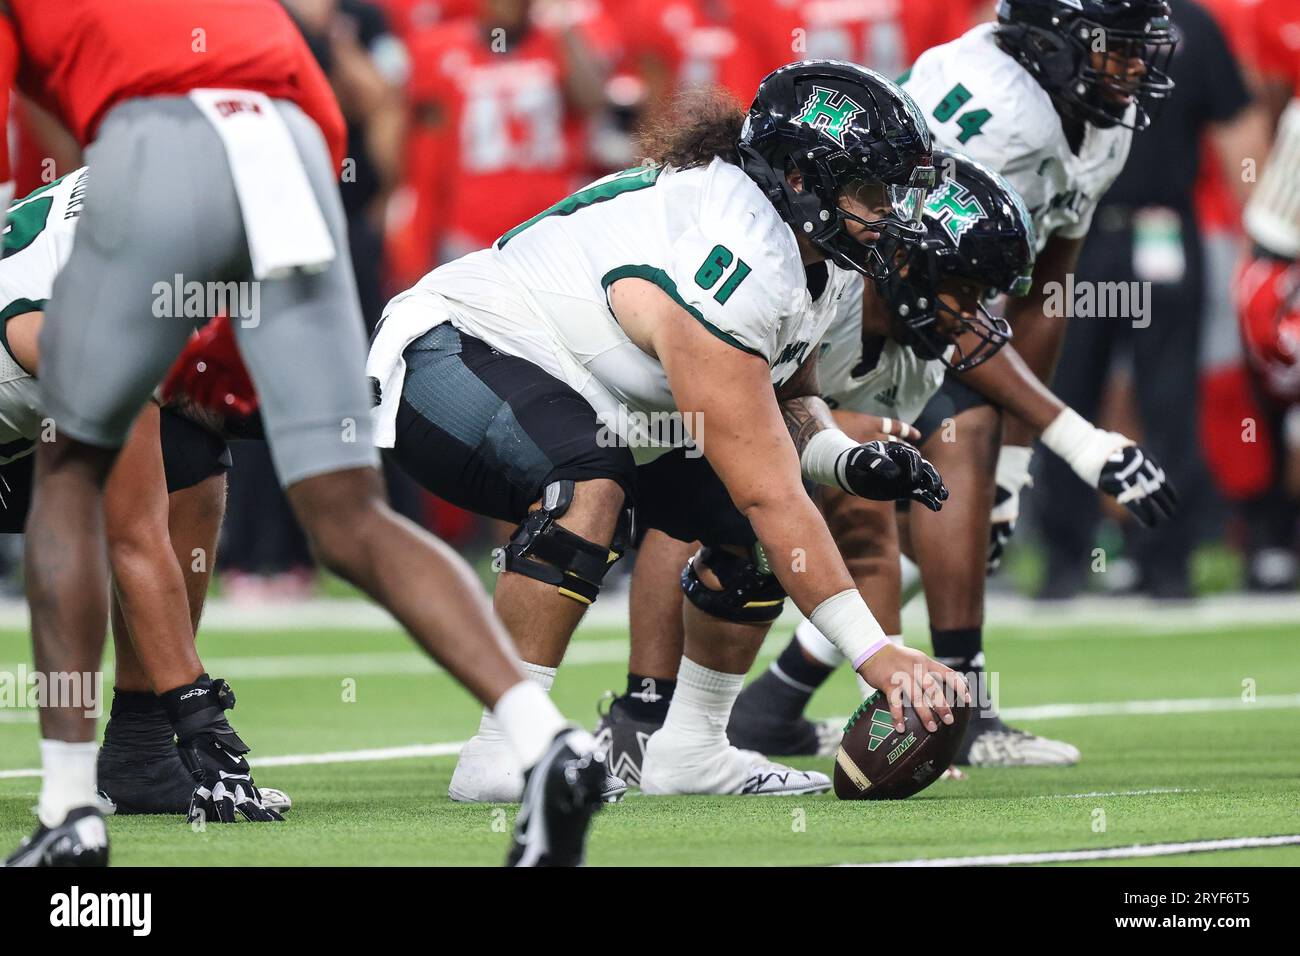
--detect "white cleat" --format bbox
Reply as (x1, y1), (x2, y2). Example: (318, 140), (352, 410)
(812, 719), (844, 759)
(640, 730), (830, 796)
(961, 727), (1081, 767)
(450, 733), (627, 803)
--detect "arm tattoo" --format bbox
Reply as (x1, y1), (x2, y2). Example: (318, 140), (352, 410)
(781, 395), (836, 455)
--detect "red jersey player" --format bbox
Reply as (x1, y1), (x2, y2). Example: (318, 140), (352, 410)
(387, 0), (612, 286)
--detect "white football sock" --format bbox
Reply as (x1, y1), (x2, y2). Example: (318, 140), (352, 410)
(38, 739), (98, 827)
(794, 618), (845, 668)
(659, 656), (745, 748)
(489, 662), (563, 769)
(641, 656), (753, 793)
(855, 634), (905, 699)
(900, 555), (924, 608)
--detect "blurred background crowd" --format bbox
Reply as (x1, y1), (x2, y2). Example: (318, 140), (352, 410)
(2, 0), (1297, 602)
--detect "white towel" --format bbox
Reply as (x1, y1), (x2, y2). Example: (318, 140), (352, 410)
(189, 89), (336, 280)
(365, 289), (454, 448)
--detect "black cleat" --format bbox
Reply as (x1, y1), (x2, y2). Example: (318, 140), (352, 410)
(4, 806), (109, 868)
(507, 730), (606, 867)
(97, 743), (195, 816)
(593, 693), (661, 789)
(727, 677), (839, 758)
(96, 695), (193, 815)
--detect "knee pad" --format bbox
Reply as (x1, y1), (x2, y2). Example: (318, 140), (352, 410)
(504, 480), (634, 605)
(680, 544), (786, 624)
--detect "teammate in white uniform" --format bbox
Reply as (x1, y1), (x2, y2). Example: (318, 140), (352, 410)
(818, 0), (1178, 765)
(367, 62), (967, 801)
(597, 150), (1024, 779)
(0, 169), (291, 821)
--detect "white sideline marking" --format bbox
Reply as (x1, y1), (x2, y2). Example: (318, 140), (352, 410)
(4, 690), (1298, 781)
(1042, 787), (1199, 799)
(824, 692), (1300, 728)
(252, 742), (466, 767)
(0, 741), (472, 780)
(842, 834), (1300, 867)
(1002, 694), (1300, 721)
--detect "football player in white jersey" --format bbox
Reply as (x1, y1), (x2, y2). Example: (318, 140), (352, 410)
(598, 150), (1175, 784)
(366, 61), (968, 801)
(0, 169), (287, 829)
(867, 0), (1179, 764)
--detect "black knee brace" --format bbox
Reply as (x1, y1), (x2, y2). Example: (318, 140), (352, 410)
(680, 544), (787, 624)
(504, 480), (634, 605)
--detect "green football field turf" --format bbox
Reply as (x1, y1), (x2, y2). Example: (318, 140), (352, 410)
(1, 614), (1297, 866)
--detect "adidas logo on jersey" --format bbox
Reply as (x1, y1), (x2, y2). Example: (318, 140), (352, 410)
(872, 385), (899, 408)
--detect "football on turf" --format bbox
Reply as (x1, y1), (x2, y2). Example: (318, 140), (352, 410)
(833, 690), (971, 800)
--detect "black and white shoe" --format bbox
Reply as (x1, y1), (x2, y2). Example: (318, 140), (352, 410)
(96, 705), (195, 814)
(956, 710), (1080, 767)
(507, 729), (607, 867)
(3, 806), (109, 868)
(592, 693), (661, 789)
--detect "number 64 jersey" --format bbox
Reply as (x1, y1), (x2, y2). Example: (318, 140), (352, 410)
(902, 22), (1133, 252)
(369, 157), (852, 462)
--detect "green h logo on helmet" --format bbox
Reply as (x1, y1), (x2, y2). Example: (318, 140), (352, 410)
(793, 86), (865, 146)
(926, 179), (987, 244)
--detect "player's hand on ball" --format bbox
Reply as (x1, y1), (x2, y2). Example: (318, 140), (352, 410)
(839, 440), (948, 511)
(1099, 443), (1179, 528)
(161, 314), (259, 418)
(858, 644), (970, 735)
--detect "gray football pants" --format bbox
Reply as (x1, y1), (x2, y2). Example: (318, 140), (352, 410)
(38, 95), (378, 487)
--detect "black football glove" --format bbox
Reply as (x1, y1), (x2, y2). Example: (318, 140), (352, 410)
(162, 675), (282, 824)
(839, 440), (948, 512)
(1098, 444), (1179, 528)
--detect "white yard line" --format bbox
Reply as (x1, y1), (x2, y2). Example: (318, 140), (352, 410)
(841, 834), (1300, 867)
(3, 691), (1298, 781)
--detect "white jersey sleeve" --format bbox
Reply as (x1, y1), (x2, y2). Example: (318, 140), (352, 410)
(0, 167), (87, 461)
(662, 161), (807, 362)
(903, 23), (1132, 251)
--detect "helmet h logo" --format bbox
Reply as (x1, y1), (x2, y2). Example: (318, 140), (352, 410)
(794, 86), (865, 146)
(926, 180), (987, 243)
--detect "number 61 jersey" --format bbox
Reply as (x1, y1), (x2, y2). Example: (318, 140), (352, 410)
(376, 157), (851, 461)
(902, 22), (1133, 252)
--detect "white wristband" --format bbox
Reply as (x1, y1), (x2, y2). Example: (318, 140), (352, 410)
(799, 428), (858, 491)
(995, 444), (1035, 492)
(808, 589), (889, 669)
(1040, 408), (1128, 487)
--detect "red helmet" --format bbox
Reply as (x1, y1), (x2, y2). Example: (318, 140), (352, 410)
(1237, 252), (1300, 402)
